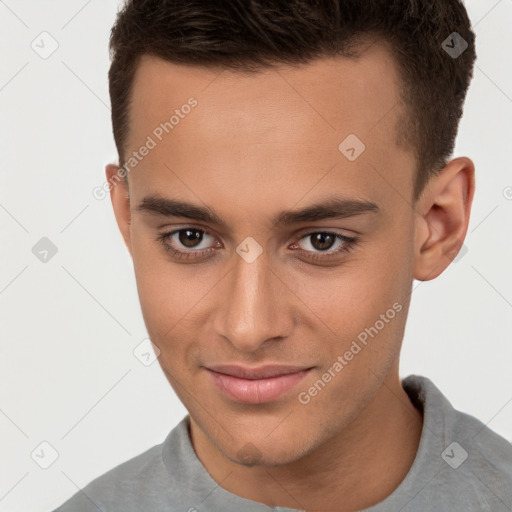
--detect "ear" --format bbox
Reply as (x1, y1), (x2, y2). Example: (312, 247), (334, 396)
(106, 164), (133, 257)
(413, 156), (475, 281)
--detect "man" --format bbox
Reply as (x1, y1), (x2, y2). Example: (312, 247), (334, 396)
(54, 0), (512, 511)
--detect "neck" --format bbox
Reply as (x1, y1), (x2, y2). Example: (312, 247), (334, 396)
(189, 367), (423, 511)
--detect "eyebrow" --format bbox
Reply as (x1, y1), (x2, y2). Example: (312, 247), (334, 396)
(136, 194), (380, 227)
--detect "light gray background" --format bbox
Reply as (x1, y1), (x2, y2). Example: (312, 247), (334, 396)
(0, 1), (511, 511)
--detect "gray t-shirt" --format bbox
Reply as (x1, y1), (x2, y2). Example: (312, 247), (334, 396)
(52, 375), (512, 511)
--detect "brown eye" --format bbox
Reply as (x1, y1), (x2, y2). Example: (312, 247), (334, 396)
(297, 232), (350, 253)
(157, 227), (357, 264)
(156, 227), (220, 260)
(309, 233), (336, 251)
(293, 231), (358, 262)
(178, 229), (204, 248)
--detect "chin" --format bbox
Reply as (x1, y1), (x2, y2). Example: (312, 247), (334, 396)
(219, 431), (314, 467)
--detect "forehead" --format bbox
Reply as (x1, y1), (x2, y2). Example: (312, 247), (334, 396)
(125, 43), (415, 211)
(129, 42), (402, 137)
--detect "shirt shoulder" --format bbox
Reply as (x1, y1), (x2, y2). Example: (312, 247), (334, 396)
(51, 432), (174, 511)
(446, 406), (512, 508)
(50, 414), (269, 512)
(396, 375), (512, 512)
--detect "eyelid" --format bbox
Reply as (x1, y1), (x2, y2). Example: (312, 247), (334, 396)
(297, 230), (354, 242)
(157, 225), (358, 260)
(294, 227), (357, 240)
(158, 223), (219, 240)
(291, 231), (357, 259)
(159, 224), (356, 240)
(161, 225), (220, 248)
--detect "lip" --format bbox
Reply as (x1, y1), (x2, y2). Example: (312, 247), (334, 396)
(205, 365), (313, 404)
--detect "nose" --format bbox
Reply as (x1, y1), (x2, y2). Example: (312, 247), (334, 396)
(213, 245), (293, 352)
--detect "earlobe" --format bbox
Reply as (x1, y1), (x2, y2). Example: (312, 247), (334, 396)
(413, 157), (475, 281)
(105, 164), (133, 257)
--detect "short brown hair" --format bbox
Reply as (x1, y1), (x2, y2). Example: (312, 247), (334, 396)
(108, 0), (476, 199)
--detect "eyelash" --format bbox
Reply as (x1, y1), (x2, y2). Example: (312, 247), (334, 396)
(155, 226), (358, 262)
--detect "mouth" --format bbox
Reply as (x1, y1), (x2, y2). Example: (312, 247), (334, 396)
(205, 364), (313, 404)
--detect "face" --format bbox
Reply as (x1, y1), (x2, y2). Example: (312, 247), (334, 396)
(112, 45), (421, 465)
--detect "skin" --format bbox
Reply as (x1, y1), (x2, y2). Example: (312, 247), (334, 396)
(106, 41), (475, 511)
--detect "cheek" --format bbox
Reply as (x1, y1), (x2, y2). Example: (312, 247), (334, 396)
(293, 245), (411, 340)
(130, 231), (188, 338)
(292, 275), (409, 425)
(295, 226), (413, 374)
(129, 230), (218, 363)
